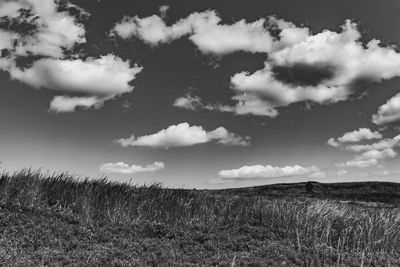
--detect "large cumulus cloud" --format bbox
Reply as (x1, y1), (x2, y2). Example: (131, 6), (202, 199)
(230, 21), (400, 116)
(0, 0), (142, 112)
(10, 55), (142, 112)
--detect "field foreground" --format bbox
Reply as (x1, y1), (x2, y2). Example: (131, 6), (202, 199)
(1, 170), (400, 266)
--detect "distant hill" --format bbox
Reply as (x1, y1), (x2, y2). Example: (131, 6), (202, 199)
(215, 181), (400, 204)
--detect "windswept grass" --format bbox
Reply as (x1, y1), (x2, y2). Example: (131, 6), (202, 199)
(0, 169), (400, 266)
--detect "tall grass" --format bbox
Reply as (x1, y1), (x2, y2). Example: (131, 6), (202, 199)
(1, 169), (400, 265)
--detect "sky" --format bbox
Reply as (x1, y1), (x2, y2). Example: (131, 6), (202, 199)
(0, 0), (400, 189)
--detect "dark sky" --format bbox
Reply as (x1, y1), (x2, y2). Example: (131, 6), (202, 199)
(0, 0), (399, 188)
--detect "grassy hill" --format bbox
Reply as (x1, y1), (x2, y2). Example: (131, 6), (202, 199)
(1, 170), (400, 266)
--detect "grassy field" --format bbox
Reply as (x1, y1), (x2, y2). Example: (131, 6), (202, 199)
(1, 170), (400, 266)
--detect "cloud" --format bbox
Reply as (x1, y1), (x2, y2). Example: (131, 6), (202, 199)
(99, 161), (165, 174)
(345, 135), (400, 152)
(49, 96), (103, 113)
(355, 148), (397, 161)
(116, 10), (400, 117)
(110, 10), (276, 54)
(216, 164), (319, 181)
(112, 9), (400, 117)
(327, 128), (382, 147)
(173, 94), (278, 117)
(173, 95), (202, 110)
(9, 55), (142, 112)
(0, 29), (19, 50)
(159, 5), (169, 19)
(0, 0), (86, 58)
(210, 164), (322, 184)
(10, 55), (141, 96)
(0, 1), (24, 18)
(117, 122), (250, 148)
(331, 130), (400, 168)
(327, 138), (340, 148)
(230, 20), (400, 116)
(337, 158), (378, 168)
(372, 92), (400, 125)
(337, 128), (382, 143)
(0, 0), (140, 112)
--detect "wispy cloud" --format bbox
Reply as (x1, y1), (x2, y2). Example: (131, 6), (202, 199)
(99, 161), (165, 174)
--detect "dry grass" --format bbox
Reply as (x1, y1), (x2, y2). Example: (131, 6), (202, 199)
(0, 169), (400, 266)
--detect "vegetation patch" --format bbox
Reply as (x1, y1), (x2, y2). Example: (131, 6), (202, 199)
(0, 170), (400, 266)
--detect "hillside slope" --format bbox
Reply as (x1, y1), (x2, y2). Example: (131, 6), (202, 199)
(0, 170), (399, 266)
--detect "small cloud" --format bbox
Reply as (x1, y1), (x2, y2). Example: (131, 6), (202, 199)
(99, 161), (165, 174)
(336, 158), (378, 168)
(337, 128), (382, 143)
(327, 128), (382, 148)
(49, 96), (103, 113)
(327, 138), (339, 147)
(212, 164), (320, 184)
(372, 92), (400, 125)
(159, 5), (169, 19)
(173, 95), (202, 110)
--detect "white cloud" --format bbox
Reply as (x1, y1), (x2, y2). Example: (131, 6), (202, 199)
(327, 138), (340, 148)
(337, 158), (378, 168)
(9, 55), (142, 112)
(0, 1), (24, 18)
(117, 122), (250, 148)
(110, 10), (275, 54)
(346, 135), (400, 152)
(49, 96), (103, 113)
(231, 21), (400, 116)
(338, 128), (382, 143)
(333, 133), (399, 168)
(99, 161), (165, 174)
(217, 164), (319, 180)
(0, 30), (19, 50)
(159, 5), (169, 19)
(112, 10), (400, 117)
(372, 92), (400, 125)
(173, 94), (278, 117)
(328, 128), (382, 148)
(10, 55), (142, 96)
(0, 0), (138, 113)
(355, 148), (397, 161)
(173, 95), (202, 110)
(0, 0), (86, 58)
